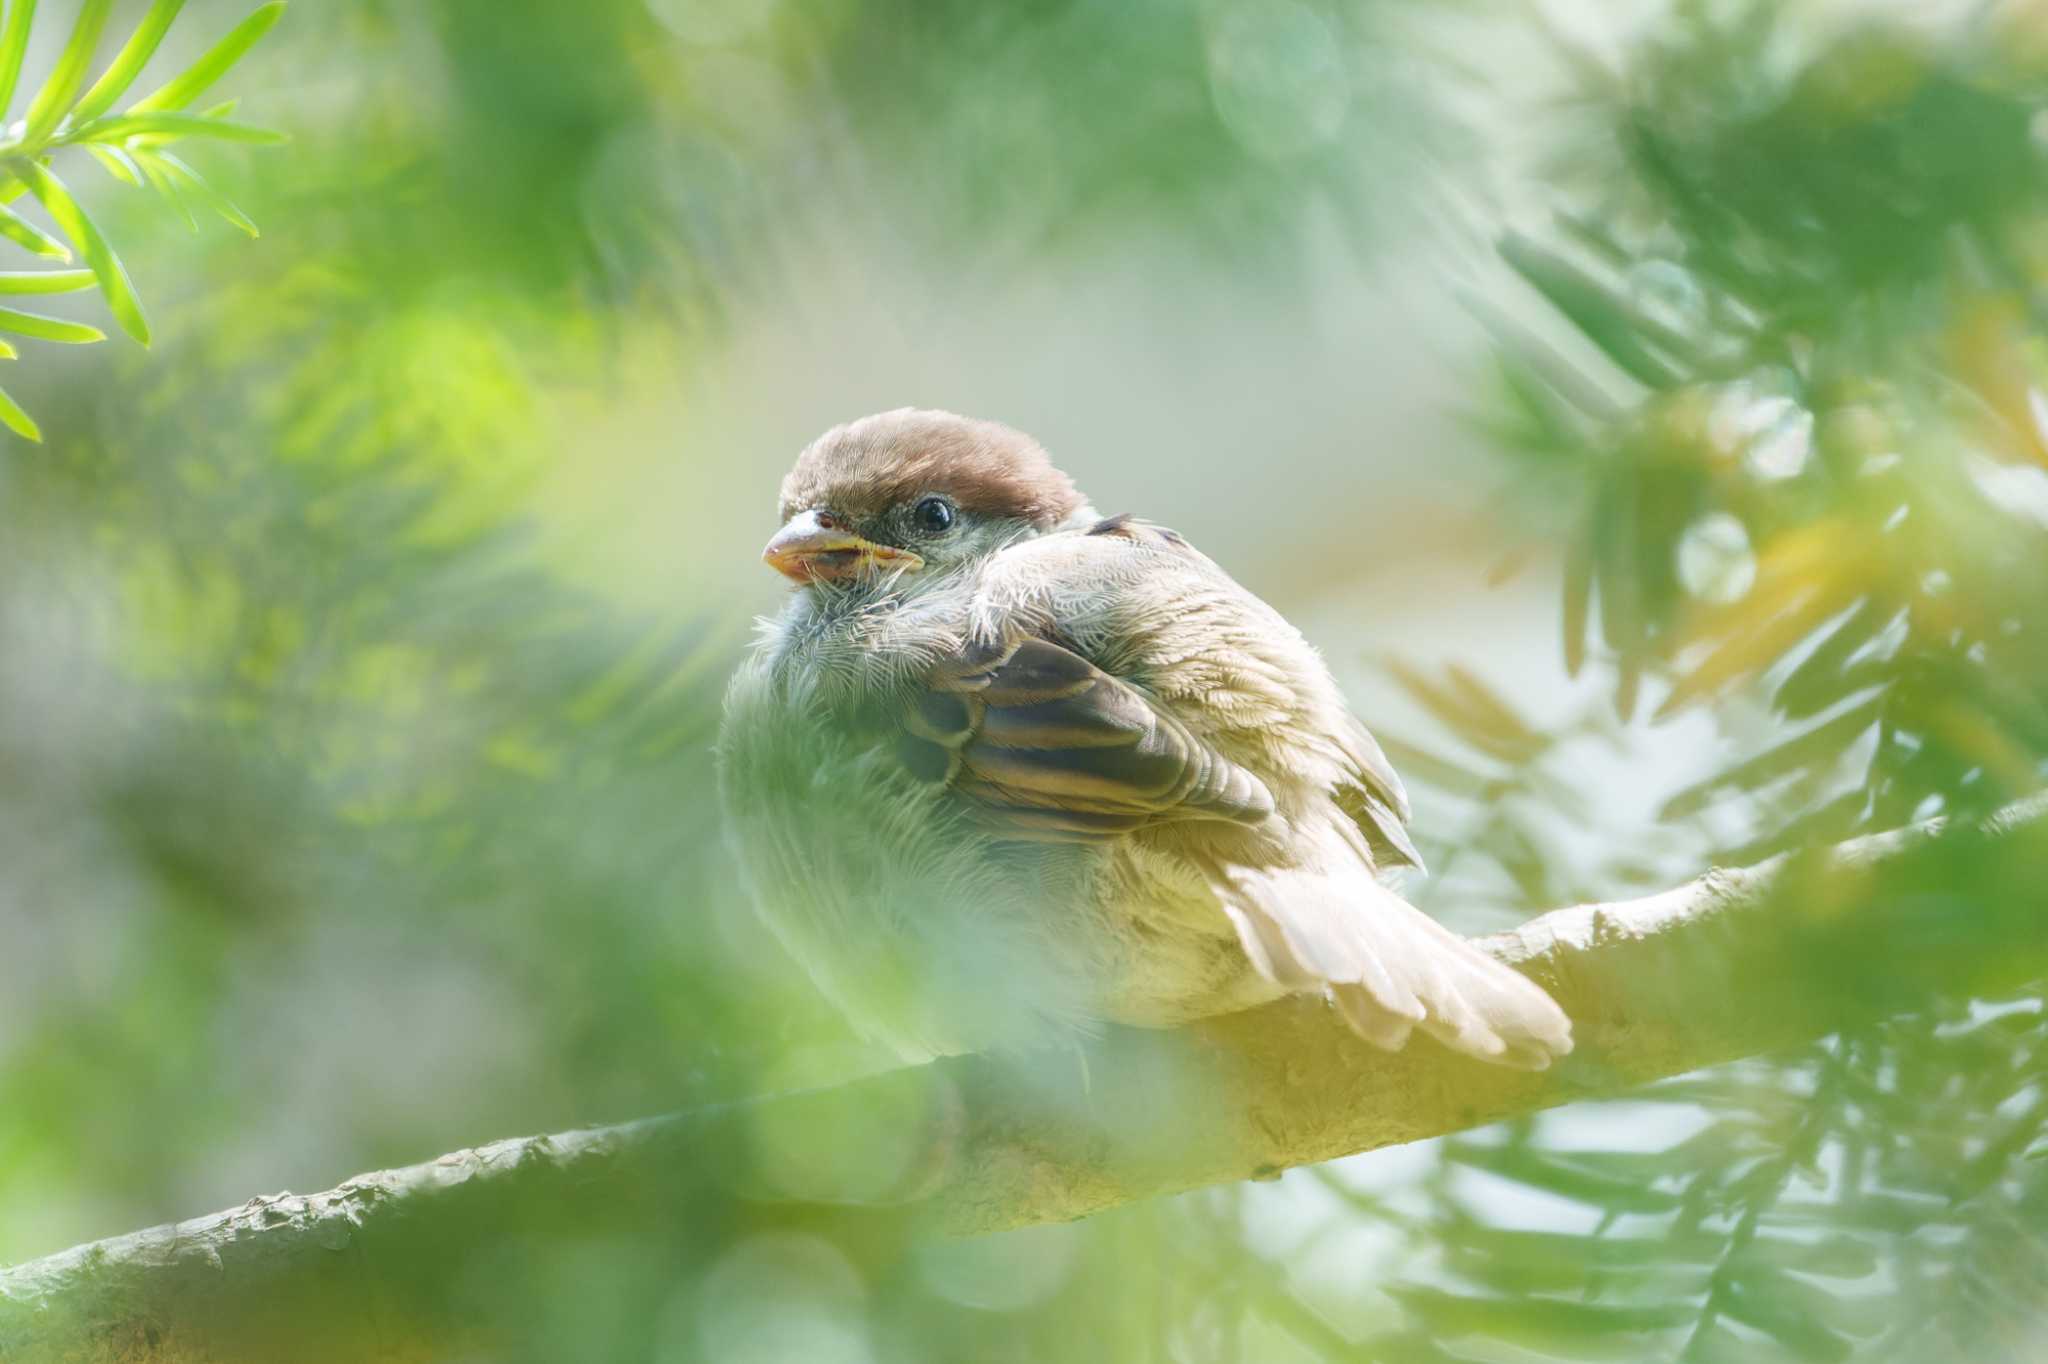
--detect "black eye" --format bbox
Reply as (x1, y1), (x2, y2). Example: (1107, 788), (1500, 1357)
(913, 496), (956, 533)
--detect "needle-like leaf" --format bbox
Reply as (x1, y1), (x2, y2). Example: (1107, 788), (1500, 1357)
(129, 146), (194, 229)
(21, 160), (147, 343)
(71, 0), (184, 125)
(76, 111), (285, 145)
(152, 149), (255, 236)
(0, 267), (94, 292)
(129, 2), (283, 115)
(0, 0), (35, 121)
(20, 0), (113, 147)
(0, 378), (41, 439)
(0, 198), (69, 258)
(0, 304), (104, 342)
(86, 142), (142, 186)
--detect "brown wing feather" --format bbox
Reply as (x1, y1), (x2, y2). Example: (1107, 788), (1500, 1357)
(1335, 718), (1424, 872)
(897, 635), (1276, 841)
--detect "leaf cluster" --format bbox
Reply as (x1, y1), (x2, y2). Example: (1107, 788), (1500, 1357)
(1484, 1), (2048, 855)
(0, 0), (282, 440)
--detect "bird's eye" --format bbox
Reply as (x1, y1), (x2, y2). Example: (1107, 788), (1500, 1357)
(913, 496), (956, 534)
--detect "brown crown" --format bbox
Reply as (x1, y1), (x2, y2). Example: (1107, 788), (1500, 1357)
(778, 409), (1085, 530)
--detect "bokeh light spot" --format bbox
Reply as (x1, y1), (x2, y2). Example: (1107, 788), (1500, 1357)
(1205, 1), (1351, 161)
(1677, 512), (1756, 604)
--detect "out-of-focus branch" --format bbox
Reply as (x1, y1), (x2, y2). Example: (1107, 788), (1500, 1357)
(5, 800), (2046, 1363)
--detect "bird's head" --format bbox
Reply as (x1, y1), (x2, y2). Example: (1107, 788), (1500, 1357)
(763, 409), (1089, 590)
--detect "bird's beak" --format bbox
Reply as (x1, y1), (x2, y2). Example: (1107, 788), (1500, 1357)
(762, 510), (924, 584)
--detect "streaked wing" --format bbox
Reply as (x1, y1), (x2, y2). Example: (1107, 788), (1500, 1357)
(897, 635), (1276, 842)
(1334, 717), (1424, 871)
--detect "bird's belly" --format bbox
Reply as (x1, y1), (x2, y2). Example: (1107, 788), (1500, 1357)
(722, 665), (1278, 1055)
(1089, 839), (1285, 1027)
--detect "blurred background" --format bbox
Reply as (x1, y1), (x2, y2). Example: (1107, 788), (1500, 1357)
(3, 0), (2047, 1359)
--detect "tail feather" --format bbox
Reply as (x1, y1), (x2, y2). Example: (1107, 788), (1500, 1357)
(1220, 862), (1572, 1070)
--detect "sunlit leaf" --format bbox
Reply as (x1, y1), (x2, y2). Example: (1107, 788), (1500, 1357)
(19, 0), (113, 146)
(22, 160), (147, 344)
(0, 268), (94, 293)
(0, 0), (35, 119)
(1773, 598), (1899, 720)
(129, 2), (284, 115)
(70, 0), (184, 125)
(0, 200), (70, 259)
(1658, 524), (1868, 719)
(1388, 659), (1547, 765)
(0, 305), (103, 342)
(149, 149), (255, 236)
(0, 378), (38, 440)
(85, 142), (142, 187)
(129, 146), (194, 229)
(75, 111), (286, 146)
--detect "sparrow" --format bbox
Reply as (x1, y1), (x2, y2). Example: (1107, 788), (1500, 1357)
(718, 409), (1572, 1069)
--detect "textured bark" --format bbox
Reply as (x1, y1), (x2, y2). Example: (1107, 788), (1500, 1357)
(4, 801), (2045, 1362)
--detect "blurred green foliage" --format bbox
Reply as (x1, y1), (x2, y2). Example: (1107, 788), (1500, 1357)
(2, 0), (2046, 1360)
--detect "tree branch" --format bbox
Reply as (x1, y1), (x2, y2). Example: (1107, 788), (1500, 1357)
(6, 801), (2046, 1361)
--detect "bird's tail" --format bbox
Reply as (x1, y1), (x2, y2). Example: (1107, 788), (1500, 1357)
(1217, 859), (1572, 1070)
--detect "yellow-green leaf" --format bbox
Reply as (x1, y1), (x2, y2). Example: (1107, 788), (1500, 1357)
(21, 0), (114, 146)
(0, 268), (94, 293)
(78, 111), (286, 145)
(0, 0), (37, 120)
(72, 0), (186, 125)
(154, 150), (255, 236)
(130, 2), (283, 115)
(0, 305), (104, 343)
(0, 200), (70, 259)
(86, 142), (143, 186)
(0, 380), (41, 440)
(21, 161), (147, 344)
(130, 147), (195, 229)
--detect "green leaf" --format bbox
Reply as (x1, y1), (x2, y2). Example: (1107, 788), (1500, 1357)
(0, 199), (70, 259)
(0, 268), (94, 293)
(0, 304), (104, 342)
(0, 0), (36, 120)
(20, 0), (114, 146)
(0, 379), (40, 440)
(152, 149), (255, 236)
(1562, 505), (1594, 676)
(75, 112), (286, 145)
(71, 0), (184, 125)
(1386, 658), (1547, 764)
(1502, 233), (1685, 390)
(21, 161), (147, 344)
(1388, 1285), (1696, 1354)
(129, 146), (194, 229)
(86, 142), (142, 186)
(129, 2), (284, 115)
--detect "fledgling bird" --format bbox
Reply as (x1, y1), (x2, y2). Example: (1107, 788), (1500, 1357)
(719, 409), (1572, 1068)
